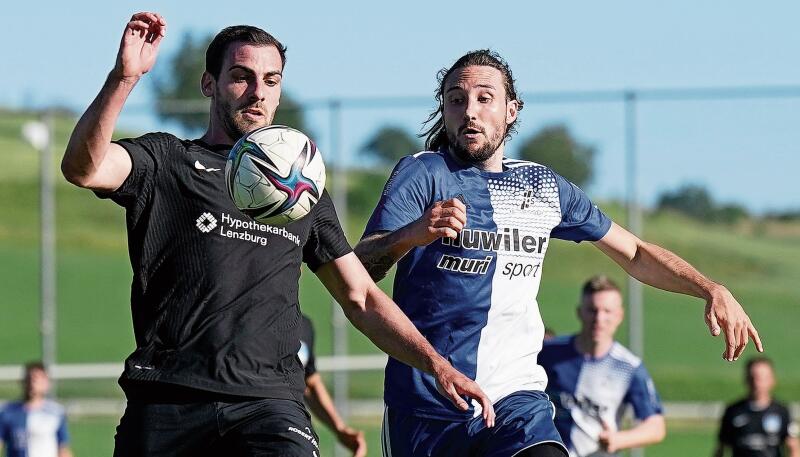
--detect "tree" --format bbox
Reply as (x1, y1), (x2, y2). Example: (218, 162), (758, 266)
(152, 31), (306, 133)
(657, 184), (749, 223)
(361, 126), (422, 164)
(657, 184), (715, 220)
(518, 124), (595, 188)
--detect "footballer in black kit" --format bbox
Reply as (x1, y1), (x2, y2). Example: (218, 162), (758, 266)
(103, 133), (347, 455)
(715, 357), (799, 457)
(62, 12), (494, 457)
(101, 133), (347, 401)
(719, 400), (796, 457)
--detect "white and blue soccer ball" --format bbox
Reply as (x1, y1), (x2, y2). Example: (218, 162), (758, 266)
(225, 125), (326, 226)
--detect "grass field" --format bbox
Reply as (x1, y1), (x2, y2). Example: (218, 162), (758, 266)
(65, 415), (721, 456)
(1, 110), (799, 405)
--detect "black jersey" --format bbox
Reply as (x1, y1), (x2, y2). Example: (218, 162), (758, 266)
(298, 314), (316, 379)
(97, 132), (351, 401)
(719, 398), (796, 457)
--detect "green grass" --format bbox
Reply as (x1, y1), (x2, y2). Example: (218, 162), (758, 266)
(64, 415), (724, 456)
(1, 110), (799, 403)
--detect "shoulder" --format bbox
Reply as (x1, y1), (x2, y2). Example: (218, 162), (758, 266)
(41, 400), (66, 417)
(609, 342), (643, 369)
(503, 157), (552, 172)
(399, 150), (448, 175)
(770, 400), (791, 415)
(540, 335), (576, 362)
(543, 334), (574, 350)
(723, 398), (749, 414)
(116, 132), (184, 155)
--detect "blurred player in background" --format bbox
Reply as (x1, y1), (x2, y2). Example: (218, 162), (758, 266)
(0, 362), (72, 457)
(298, 314), (367, 457)
(61, 12), (492, 456)
(539, 275), (665, 456)
(356, 49), (763, 457)
(714, 357), (799, 457)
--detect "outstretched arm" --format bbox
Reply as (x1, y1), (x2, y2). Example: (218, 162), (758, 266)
(594, 222), (763, 361)
(355, 198), (466, 280)
(315, 252), (494, 426)
(62, 12), (166, 191)
(599, 415), (666, 453)
(304, 373), (367, 457)
(787, 434), (800, 457)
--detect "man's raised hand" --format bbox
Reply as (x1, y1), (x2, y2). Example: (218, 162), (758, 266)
(114, 12), (167, 81)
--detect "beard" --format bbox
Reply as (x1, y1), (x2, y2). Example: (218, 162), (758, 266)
(215, 96), (272, 142)
(446, 122), (505, 165)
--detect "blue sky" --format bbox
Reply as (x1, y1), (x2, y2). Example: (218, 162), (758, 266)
(4, 1), (798, 212)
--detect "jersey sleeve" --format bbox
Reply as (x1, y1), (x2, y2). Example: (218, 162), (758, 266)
(56, 410), (70, 445)
(0, 407), (7, 444)
(363, 155), (433, 236)
(624, 364), (663, 420)
(302, 190), (353, 271)
(783, 404), (798, 440)
(94, 132), (171, 209)
(718, 405), (735, 444)
(550, 172), (612, 242)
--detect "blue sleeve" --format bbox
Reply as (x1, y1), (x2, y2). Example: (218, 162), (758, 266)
(363, 156), (433, 236)
(56, 411), (70, 445)
(551, 172), (611, 242)
(625, 364), (663, 420)
(0, 408), (7, 444)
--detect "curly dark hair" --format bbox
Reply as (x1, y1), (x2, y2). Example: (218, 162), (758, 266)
(421, 50), (524, 151)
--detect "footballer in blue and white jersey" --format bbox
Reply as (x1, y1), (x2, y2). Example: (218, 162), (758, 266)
(539, 336), (663, 456)
(358, 49), (761, 457)
(0, 400), (70, 457)
(364, 149), (611, 419)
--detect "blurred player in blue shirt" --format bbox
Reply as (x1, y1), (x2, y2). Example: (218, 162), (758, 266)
(539, 276), (665, 456)
(0, 362), (72, 457)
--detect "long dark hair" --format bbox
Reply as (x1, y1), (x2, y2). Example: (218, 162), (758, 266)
(421, 50), (524, 151)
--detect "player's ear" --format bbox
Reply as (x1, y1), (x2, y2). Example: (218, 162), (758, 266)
(506, 99), (519, 125)
(201, 72), (215, 98)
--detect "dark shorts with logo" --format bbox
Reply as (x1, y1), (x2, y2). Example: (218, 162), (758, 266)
(383, 390), (567, 457)
(113, 383), (319, 457)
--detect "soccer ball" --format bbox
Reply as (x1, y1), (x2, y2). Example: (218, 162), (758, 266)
(226, 125), (326, 225)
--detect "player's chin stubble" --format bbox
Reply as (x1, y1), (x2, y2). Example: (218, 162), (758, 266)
(447, 129), (504, 165)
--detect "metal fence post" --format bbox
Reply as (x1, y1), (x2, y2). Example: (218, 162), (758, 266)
(329, 99), (350, 457)
(625, 91), (645, 457)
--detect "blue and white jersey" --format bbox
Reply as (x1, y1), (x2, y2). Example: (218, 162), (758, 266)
(539, 335), (663, 456)
(0, 400), (69, 457)
(363, 150), (612, 420)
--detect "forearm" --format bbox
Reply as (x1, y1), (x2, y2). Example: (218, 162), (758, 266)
(58, 445), (73, 457)
(304, 374), (347, 433)
(354, 227), (419, 281)
(62, 72), (137, 186)
(614, 415), (666, 450)
(596, 225), (720, 300)
(343, 281), (445, 374)
(787, 436), (800, 457)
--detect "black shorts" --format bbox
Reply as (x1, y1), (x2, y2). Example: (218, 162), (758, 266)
(113, 383), (319, 457)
